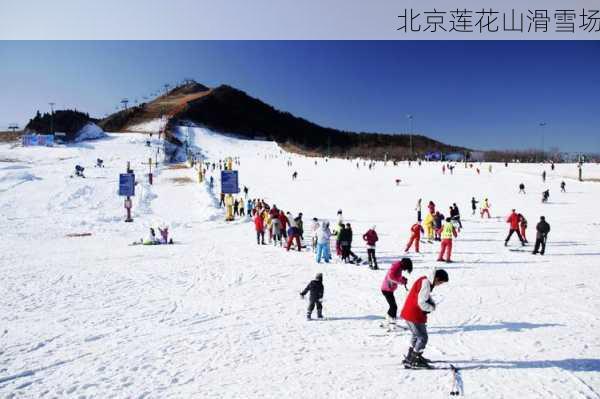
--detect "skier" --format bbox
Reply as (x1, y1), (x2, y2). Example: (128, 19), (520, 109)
(157, 226), (170, 244)
(292, 171), (298, 180)
(423, 211), (435, 242)
(381, 258), (413, 328)
(300, 273), (324, 320)
(271, 212), (282, 246)
(233, 198), (239, 216)
(278, 210), (289, 239)
(311, 217), (320, 253)
(532, 216), (551, 255)
(405, 221), (424, 253)
(433, 211), (445, 241)
(339, 224), (352, 263)
(480, 198), (491, 218)
(415, 198), (422, 222)
(519, 213), (528, 244)
(542, 189), (550, 203)
(95, 158), (104, 168)
(542, 170), (547, 183)
(560, 181), (566, 193)
(471, 197), (478, 216)
(401, 269), (449, 368)
(450, 203), (462, 229)
(286, 214), (302, 252)
(219, 192), (225, 208)
(246, 198), (253, 216)
(505, 209), (525, 246)
(209, 176), (214, 189)
(344, 223), (362, 264)
(243, 186), (249, 198)
(238, 198), (245, 216)
(254, 211), (266, 245)
(316, 221), (332, 263)
(437, 218), (457, 262)
(519, 183), (525, 194)
(74, 165), (85, 178)
(143, 228), (159, 245)
(363, 226), (379, 270)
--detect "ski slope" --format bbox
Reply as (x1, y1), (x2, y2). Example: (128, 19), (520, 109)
(1, 128), (599, 398)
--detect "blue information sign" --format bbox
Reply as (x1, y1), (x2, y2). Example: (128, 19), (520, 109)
(119, 173), (136, 196)
(221, 170), (239, 194)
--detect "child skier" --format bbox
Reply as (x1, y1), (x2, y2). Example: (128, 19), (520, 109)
(519, 213), (528, 244)
(471, 197), (478, 216)
(405, 221), (424, 253)
(401, 269), (449, 368)
(363, 226), (379, 270)
(300, 273), (324, 320)
(437, 218), (457, 262)
(480, 198), (491, 218)
(423, 212), (435, 242)
(381, 258), (413, 329)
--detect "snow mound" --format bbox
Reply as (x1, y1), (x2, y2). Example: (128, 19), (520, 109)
(0, 170), (41, 191)
(74, 123), (106, 142)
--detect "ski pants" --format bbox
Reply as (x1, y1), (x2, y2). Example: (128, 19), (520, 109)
(335, 240), (341, 256)
(533, 236), (547, 255)
(438, 239), (453, 261)
(239, 207), (245, 216)
(286, 234), (301, 251)
(312, 237), (318, 253)
(382, 290), (397, 319)
(234, 207), (239, 216)
(520, 226), (527, 242)
(406, 234), (420, 252)
(425, 225), (434, 241)
(406, 321), (428, 353)
(272, 231), (282, 246)
(417, 210), (422, 222)
(481, 209), (490, 218)
(307, 298), (323, 317)
(256, 231), (265, 244)
(505, 229), (524, 244)
(316, 242), (331, 263)
(367, 248), (378, 267)
(341, 243), (351, 261)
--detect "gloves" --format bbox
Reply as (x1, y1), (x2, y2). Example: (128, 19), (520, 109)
(300, 293), (305, 299)
(400, 276), (408, 286)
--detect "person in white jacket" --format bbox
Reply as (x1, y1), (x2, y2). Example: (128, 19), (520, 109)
(316, 221), (332, 263)
(311, 217), (320, 253)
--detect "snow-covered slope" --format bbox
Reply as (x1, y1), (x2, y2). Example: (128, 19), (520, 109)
(1, 128), (599, 398)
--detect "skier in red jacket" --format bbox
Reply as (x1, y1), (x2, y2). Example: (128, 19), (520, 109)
(363, 226), (379, 270)
(254, 212), (265, 245)
(401, 269), (449, 368)
(505, 209), (525, 246)
(405, 221), (424, 253)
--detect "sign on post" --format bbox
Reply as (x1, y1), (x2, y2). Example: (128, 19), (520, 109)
(119, 173), (136, 196)
(221, 170), (239, 194)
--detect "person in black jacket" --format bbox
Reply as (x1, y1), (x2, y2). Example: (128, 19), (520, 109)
(532, 216), (551, 255)
(300, 273), (324, 320)
(339, 224), (352, 263)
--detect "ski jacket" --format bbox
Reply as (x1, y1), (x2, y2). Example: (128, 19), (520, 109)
(441, 222), (457, 240)
(311, 222), (320, 238)
(434, 214), (445, 229)
(278, 213), (288, 229)
(363, 229), (378, 248)
(317, 225), (332, 244)
(339, 228), (352, 245)
(506, 212), (520, 229)
(254, 215), (264, 232)
(536, 221), (551, 238)
(301, 279), (324, 301)
(471, 199), (478, 209)
(410, 223), (424, 237)
(381, 261), (408, 292)
(482, 199), (490, 209)
(400, 276), (435, 324)
(271, 218), (281, 233)
(519, 216), (527, 229)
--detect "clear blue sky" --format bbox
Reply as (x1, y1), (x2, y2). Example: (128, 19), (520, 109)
(0, 41), (598, 152)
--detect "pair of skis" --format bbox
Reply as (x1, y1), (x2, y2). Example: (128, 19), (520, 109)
(403, 360), (464, 395)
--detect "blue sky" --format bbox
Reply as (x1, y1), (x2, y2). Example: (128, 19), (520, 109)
(0, 41), (598, 152)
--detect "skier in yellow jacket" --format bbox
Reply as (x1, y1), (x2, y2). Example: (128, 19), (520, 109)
(423, 212), (435, 242)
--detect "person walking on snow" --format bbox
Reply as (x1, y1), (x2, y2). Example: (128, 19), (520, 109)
(278, 210), (289, 239)
(480, 198), (491, 218)
(561, 181), (566, 192)
(316, 221), (332, 263)
(423, 212), (435, 242)
(381, 258), (413, 328)
(254, 211), (266, 245)
(416, 198), (422, 222)
(286, 213), (302, 251)
(450, 203), (462, 229)
(542, 170), (547, 183)
(271, 212), (282, 246)
(532, 216), (551, 255)
(471, 197), (478, 216)
(363, 226), (379, 270)
(437, 218), (457, 262)
(505, 209), (525, 246)
(405, 221), (424, 253)
(401, 269), (449, 368)
(300, 273), (324, 320)
(519, 213), (528, 244)
(519, 183), (526, 194)
(311, 218), (320, 253)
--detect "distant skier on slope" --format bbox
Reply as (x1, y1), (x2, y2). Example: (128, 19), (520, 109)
(471, 197), (478, 216)
(300, 273), (324, 320)
(519, 183), (526, 194)
(519, 213), (528, 244)
(401, 269), (449, 368)
(480, 198), (491, 218)
(381, 258), (413, 329)
(560, 181), (566, 193)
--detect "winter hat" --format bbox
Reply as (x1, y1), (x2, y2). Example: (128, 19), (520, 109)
(400, 258), (413, 273)
(312, 217), (318, 221)
(315, 273), (323, 281)
(540, 216), (545, 221)
(434, 269), (449, 283)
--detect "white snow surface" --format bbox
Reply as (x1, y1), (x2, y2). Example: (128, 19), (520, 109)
(1, 127), (600, 398)
(127, 117), (168, 134)
(74, 123), (107, 142)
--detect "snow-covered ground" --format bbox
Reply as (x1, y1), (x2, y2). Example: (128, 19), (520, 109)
(1, 128), (599, 398)
(127, 117), (168, 134)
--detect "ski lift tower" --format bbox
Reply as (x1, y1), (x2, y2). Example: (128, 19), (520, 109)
(8, 123), (19, 133)
(48, 102), (55, 134)
(120, 98), (129, 110)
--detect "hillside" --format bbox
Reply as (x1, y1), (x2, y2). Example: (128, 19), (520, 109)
(99, 81), (467, 160)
